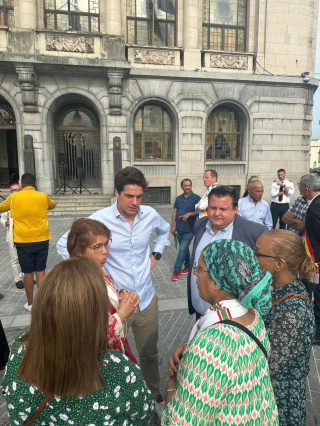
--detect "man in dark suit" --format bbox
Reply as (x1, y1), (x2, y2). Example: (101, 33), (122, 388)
(300, 173), (320, 344)
(187, 185), (268, 318)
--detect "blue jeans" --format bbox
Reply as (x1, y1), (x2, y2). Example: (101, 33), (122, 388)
(174, 231), (193, 272)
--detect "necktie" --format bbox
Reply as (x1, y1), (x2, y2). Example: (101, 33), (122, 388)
(278, 183), (284, 202)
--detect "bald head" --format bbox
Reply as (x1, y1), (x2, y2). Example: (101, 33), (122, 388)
(248, 180), (264, 204)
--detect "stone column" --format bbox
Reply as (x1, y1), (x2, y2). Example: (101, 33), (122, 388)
(105, 0), (122, 35)
(183, 0), (201, 70)
(19, 0), (37, 29)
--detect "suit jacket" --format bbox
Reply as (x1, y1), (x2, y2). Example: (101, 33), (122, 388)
(187, 214), (268, 315)
(305, 193), (320, 263)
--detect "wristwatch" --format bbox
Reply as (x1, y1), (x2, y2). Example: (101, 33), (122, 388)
(152, 252), (162, 260)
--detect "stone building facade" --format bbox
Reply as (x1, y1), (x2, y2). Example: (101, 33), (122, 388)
(0, 0), (318, 202)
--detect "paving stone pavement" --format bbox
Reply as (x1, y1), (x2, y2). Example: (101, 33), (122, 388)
(0, 206), (319, 425)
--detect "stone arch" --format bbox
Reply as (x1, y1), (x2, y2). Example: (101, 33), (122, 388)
(42, 90), (108, 190)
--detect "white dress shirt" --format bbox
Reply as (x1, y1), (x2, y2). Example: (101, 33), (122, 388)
(57, 202), (170, 311)
(270, 179), (294, 204)
(238, 195), (273, 230)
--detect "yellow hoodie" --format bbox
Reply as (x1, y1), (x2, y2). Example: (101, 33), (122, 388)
(0, 186), (56, 243)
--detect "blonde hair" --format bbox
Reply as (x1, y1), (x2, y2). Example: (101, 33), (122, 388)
(245, 175), (259, 190)
(266, 230), (316, 280)
(18, 257), (110, 397)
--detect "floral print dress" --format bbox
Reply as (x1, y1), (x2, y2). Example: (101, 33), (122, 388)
(264, 279), (315, 426)
(162, 311), (279, 425)
(3, 336), (154, 425)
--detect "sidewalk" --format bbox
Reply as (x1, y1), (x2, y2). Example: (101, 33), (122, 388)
(0, 206), (319, 425)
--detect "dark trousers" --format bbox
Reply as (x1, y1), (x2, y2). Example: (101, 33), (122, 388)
(303, 278), (320, 339)
(271, 202), (289, 229)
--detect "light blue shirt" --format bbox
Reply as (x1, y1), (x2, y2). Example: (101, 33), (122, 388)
(56, 201), (170, 311)
(238, 196), (273, 230)
(191, 220), (234, 315)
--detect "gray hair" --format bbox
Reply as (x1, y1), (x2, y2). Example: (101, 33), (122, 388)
(247, 180), (263, 190)
(300, 174), (320, 192)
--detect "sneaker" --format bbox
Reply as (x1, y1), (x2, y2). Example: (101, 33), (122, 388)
(24, 303), (32, 312)
(171, 271), (181, 281)
(180, 267), (189, 275)
(16, 280), (24, 289)
(154, 394), (165, 418)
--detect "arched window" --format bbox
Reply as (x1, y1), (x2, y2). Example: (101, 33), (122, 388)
(44, 0), (99, 32)
(206, 106), (242, 160)
(202, 0), (247, 51)
(134, 104), (173, 160)
(127, 0), (176, 47)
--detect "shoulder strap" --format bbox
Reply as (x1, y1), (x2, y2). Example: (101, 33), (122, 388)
(24, 393), (52, 426)
(218, 319), (268, 359)
(272, 292), (310, 307)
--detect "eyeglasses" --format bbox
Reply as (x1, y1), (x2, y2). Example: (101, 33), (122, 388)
(192, 261), (211, 274)
(87, 239), (112, 253)
(255, 253), (280, 260)
(10, 189), (19, 192)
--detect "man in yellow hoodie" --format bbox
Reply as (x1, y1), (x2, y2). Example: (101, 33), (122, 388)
(0, 173), (56, 311)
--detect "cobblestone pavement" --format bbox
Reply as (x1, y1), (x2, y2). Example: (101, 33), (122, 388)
(0, 206), (319, 425)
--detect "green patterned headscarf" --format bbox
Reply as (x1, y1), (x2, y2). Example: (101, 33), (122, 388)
(202, 239), (273, 315)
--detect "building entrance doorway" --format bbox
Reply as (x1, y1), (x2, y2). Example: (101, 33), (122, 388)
(56, 105), (101, 188)
(0, 99), (18, 187)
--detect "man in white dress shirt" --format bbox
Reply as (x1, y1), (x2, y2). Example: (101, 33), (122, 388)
(195, 169), (219, 218)
(270, 168), (294, 229)
(238, 180), (273, 230)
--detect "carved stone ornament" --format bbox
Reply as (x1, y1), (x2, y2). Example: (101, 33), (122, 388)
(108, 71), (123, 116)
(210, 54), (248, 70)
(134, 49), (175, 65)
(46, 35), (94, 53)
(15, 66), (38, 112)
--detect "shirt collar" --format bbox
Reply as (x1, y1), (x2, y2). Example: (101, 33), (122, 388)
(111, 200), (143, 220)
(206, 218), (234, 235)
(22, 186), (36, 191)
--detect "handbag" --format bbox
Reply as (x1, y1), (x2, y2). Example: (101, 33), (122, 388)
(24, 393), (52, 425)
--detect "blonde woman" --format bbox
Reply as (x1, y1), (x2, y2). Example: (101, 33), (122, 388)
(2, 257), (153, 424)
(242, 175), (259, 198)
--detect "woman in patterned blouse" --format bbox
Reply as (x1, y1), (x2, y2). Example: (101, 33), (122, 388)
(255, 229), (316, 425)
(3, 257), (154, 425)
(67, 218), (139, 363)
(163, 239), (279, 425)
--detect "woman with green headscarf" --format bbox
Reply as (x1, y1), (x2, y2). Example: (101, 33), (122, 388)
(162, 239), (279, 425)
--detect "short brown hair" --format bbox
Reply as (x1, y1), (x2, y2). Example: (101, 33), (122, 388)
(266, 230), (315, 280)
(205, 169), (218, 179)
(67, 218), (111, 257)
(114, 166), (148, 193)
(18, 257), (110, 397)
